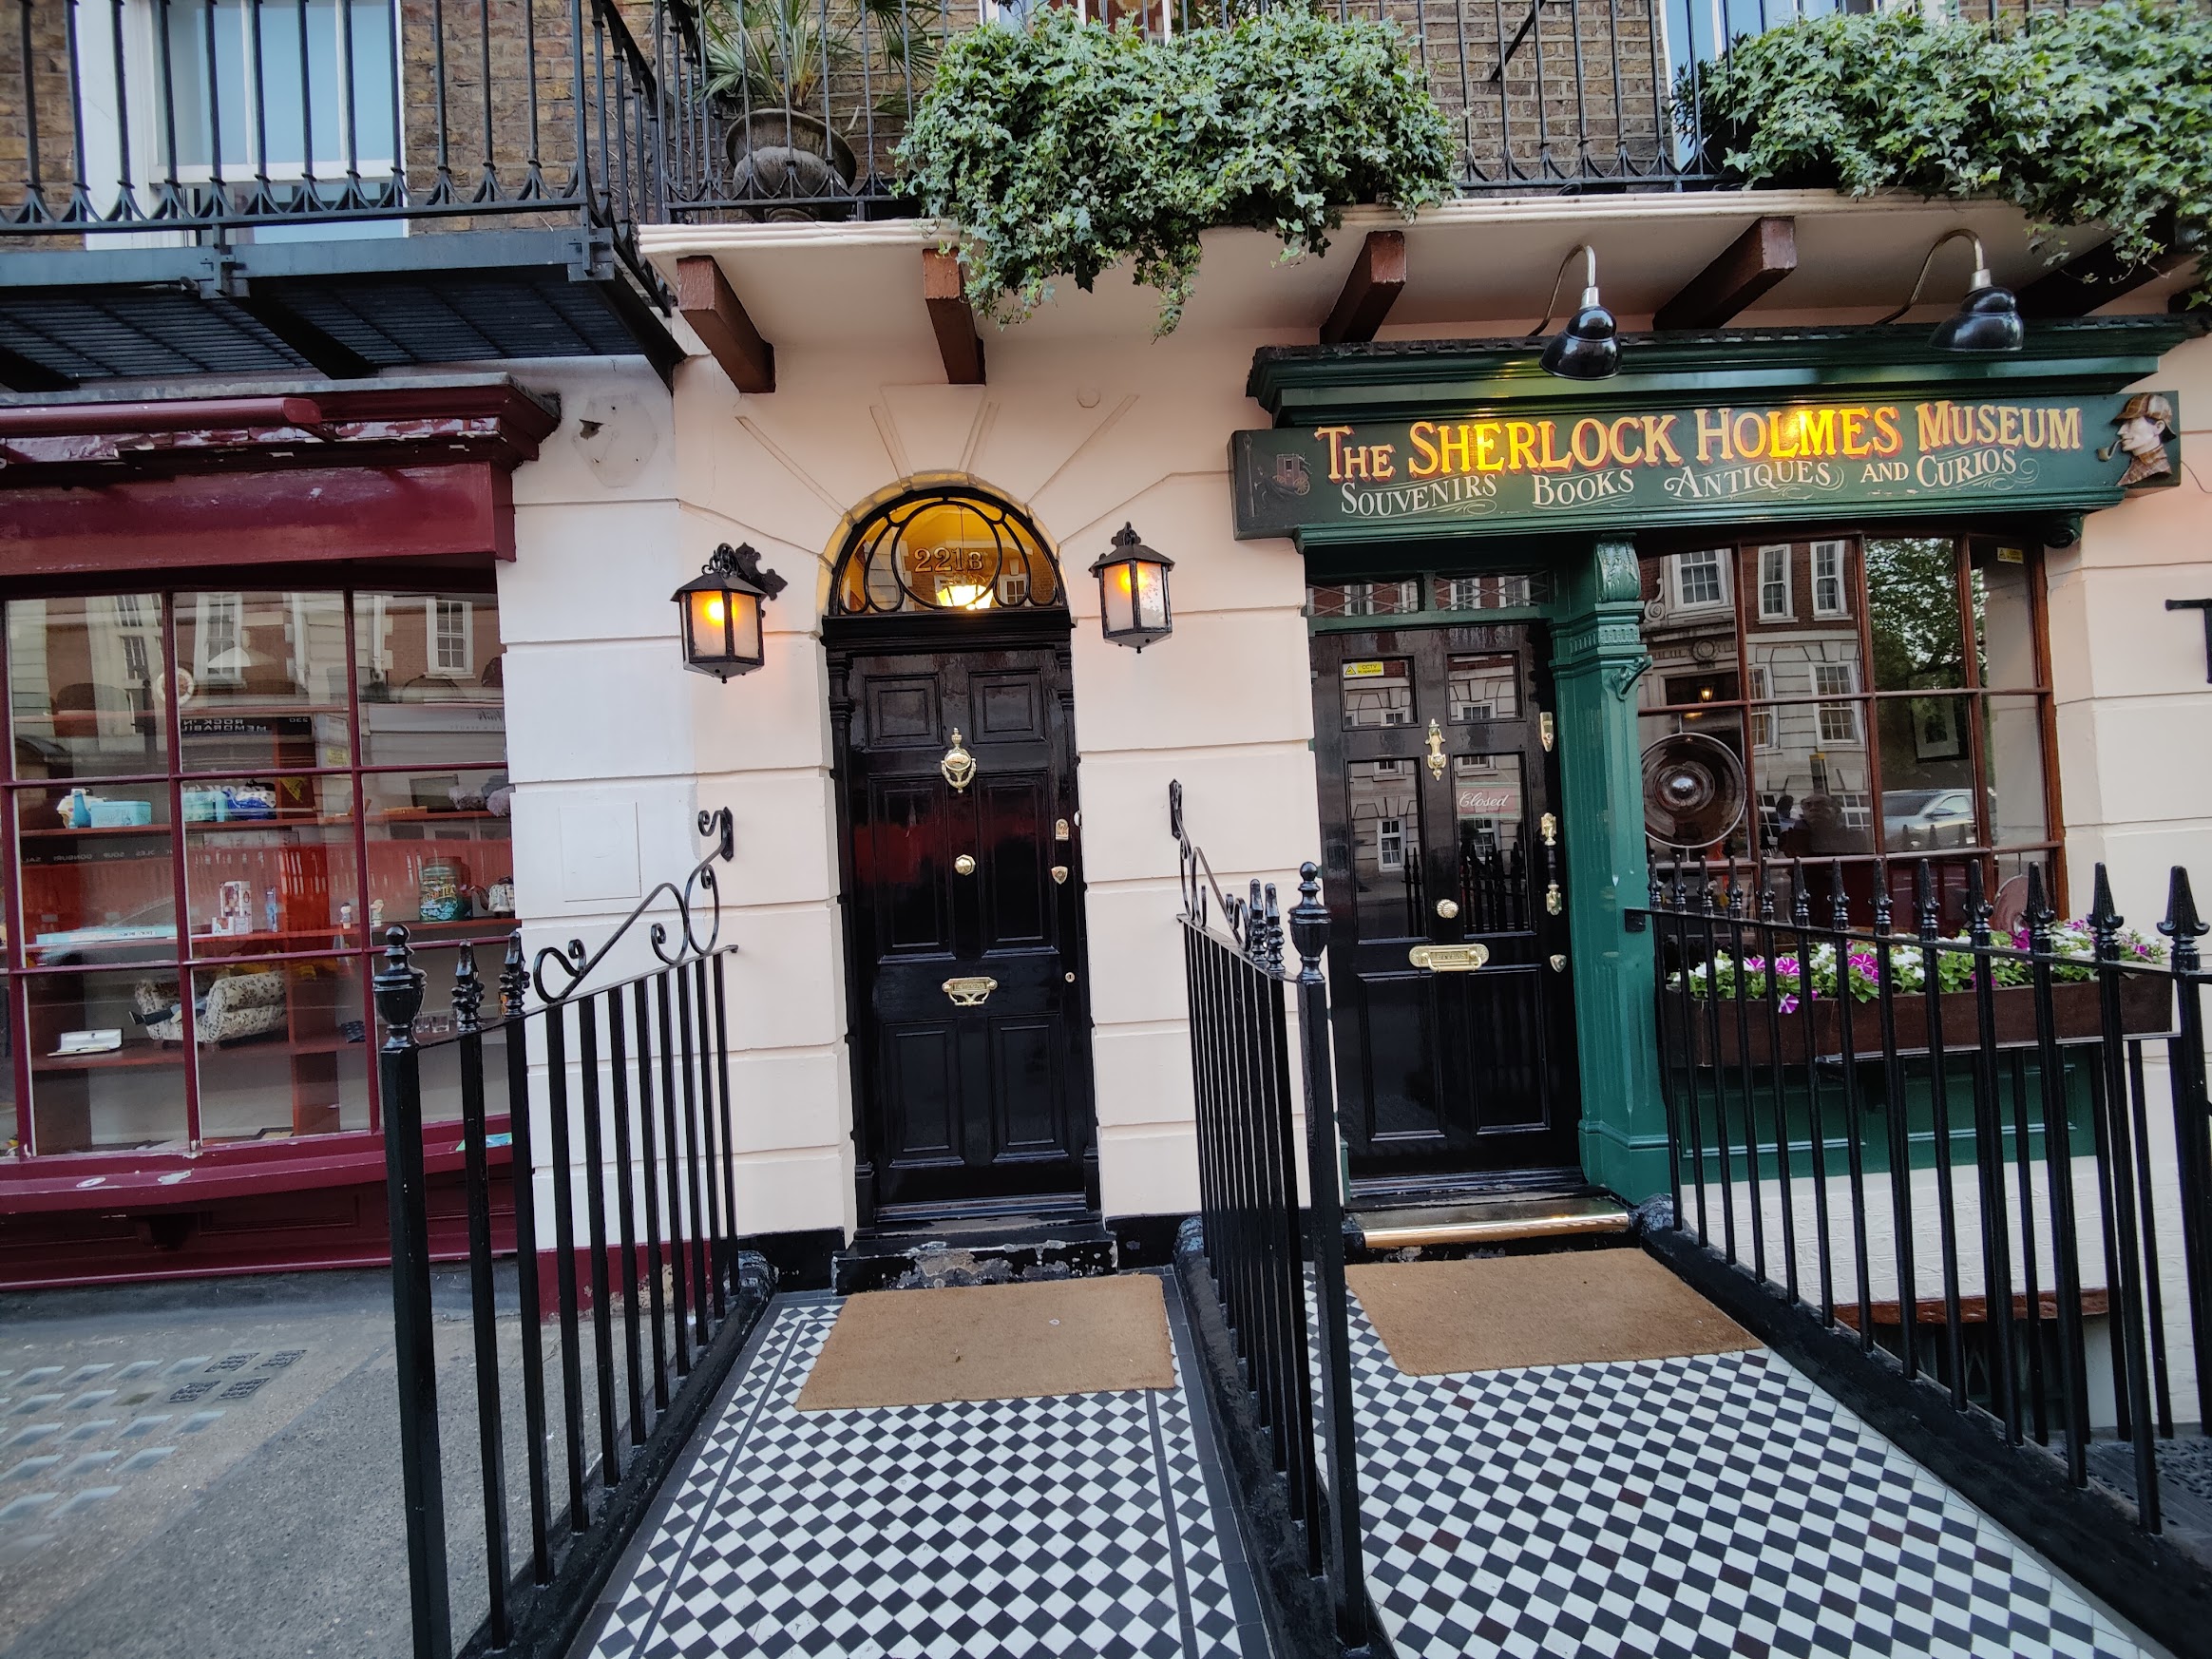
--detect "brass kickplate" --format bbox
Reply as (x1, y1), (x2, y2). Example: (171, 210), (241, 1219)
(943, 975), (998, 1006)
(1409, 943), (1489, 973)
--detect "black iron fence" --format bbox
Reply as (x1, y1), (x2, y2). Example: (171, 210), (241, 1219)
(1635, 853), (2212, 1538)
(1, 0), (2107, 250)
(1168, 780), (1376, 1656)
(378, 807), (769, 1659)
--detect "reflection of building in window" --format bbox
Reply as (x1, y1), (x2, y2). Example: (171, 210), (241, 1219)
(1674, 549), (1727, 609)
(1812, 541), (1849, 618)
(432, 600), (472, 675)
(197, 594), (246, 685)
(1814, 663), (1859, 740)
(1343, 662), (1415, 728)
(1748, 668), (1774, 749)
(1758, 545), (1791, 620)
(1377, 816), (1407, 871)
(999, 571), (1030, 606)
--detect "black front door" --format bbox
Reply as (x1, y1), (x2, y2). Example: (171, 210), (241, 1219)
(1310, 623), (1580, 1188)
(831, 628), (1095, 1222)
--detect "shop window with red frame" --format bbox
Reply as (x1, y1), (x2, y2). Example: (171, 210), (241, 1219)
(1635, 532), (2063, 932)
(2, 586), (515, 1158)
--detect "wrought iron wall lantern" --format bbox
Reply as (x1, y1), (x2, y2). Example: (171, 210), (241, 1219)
(1090, 523), (1174, 650)
(1878, 229), (2025, 353)
(674, 543), (787, 679)
(1531, 243), (1619, 381)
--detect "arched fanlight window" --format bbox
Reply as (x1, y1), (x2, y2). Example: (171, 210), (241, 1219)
(830, 488), (1063, 617)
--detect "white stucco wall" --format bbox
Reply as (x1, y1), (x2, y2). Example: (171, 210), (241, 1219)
(2051, 332), (2212, 924)
(485, 276), (2208, 1257)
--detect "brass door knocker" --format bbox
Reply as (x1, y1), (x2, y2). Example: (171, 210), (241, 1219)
(1424, 718), (1446, 779)
(941, 728), (976, 792)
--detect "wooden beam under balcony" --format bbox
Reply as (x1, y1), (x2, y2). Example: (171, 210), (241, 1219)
(1320, 231), (1406, 345)
(2017, 215), (2201, 318)
(677, 256), (775, 394)
(924, 251), (985, 386)
(1653, 217), (1798, 332)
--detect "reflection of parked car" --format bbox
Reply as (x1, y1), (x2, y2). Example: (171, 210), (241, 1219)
(1884, 788), (1976, 849)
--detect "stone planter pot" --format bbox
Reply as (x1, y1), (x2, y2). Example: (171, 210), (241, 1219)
(1687, 976), (2175, 1068)
(725, 108), (858, 221)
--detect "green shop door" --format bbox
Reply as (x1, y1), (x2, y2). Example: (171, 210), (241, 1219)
(1310, 623), (1581, 1189)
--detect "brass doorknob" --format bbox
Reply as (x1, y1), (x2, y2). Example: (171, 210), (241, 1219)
(1435, 899), (1459, 919)
(954, 853), (977, 876)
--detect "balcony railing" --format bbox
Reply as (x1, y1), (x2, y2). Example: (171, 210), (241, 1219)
(2, 0), (2101, 257)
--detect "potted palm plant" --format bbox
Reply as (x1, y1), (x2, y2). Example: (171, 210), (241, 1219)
(703, 0), (943, 218)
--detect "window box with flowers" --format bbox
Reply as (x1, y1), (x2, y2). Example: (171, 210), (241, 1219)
(1676, 923), (2173, 1069)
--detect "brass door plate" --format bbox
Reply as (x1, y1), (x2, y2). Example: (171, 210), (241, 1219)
(1409, 943), (1489, 973)
(954, 853), (977, 876)
(943, 976), (998, 1006)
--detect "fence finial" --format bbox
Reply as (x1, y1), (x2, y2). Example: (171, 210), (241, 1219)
(2026, 862), (2055, 954)
(1966, 857), (1992, 946)
(453, 944), (485, 1034)
(2161, 867), (2206, 970)
(374, 925), (426, 1048)
(1789, 859), (1810, 928)
(1872, 859), (1894, 933)
(1289, 863), (1329, 983)
(500, 930), (528, 1020)
(1261, 884), (1285, 973)
(1914, 857), (1939, 941)
(2089, 863), (2123, 959)
(1828, 859), (1851, 932)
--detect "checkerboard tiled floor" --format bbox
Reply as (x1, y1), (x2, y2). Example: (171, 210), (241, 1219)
(1339, 1287), (2158, 1659)
(578, 1287), (1254, 1659)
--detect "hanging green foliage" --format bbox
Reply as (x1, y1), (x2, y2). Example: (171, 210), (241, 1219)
(895, 7), (1454, 334)
(1684, 2), (2212, 304)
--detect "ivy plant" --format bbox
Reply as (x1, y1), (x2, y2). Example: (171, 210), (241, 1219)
(896, 7), (1454, 334)
(1683, 1), (2211, 304)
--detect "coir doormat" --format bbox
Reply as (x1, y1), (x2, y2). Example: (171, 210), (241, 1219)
(796, 1274), (1177, 1409)
(1346, 1249), (1759, 1377)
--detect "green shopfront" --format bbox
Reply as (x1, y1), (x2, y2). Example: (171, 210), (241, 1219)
(1231, 320), (2191, 1205)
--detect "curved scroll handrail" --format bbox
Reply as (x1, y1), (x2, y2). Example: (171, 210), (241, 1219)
(1169, 779), (1283, 971)
(531, 807), (737, 1004)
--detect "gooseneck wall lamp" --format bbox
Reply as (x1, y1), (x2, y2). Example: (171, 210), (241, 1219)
(674, 543), (787, 679)
(1090, 524), (1174, 651)
(1531, 243), (1620, 380)
(1878, 228), (2026, 353)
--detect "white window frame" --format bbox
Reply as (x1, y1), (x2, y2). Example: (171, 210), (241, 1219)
(429, 598), (473, 677)
(1672, 549), (1730, 612)
(105, 0), (405, 194)
(1757, 543), (1793, 621)
(1812, 540), (1850, 619)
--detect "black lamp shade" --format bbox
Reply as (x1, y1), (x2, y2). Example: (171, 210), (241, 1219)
(1540, 301), (1620, 380)
(1931, 285), (2025, 353)
(673, 543), (785, 680)
(1089, 524), (1174, 651)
